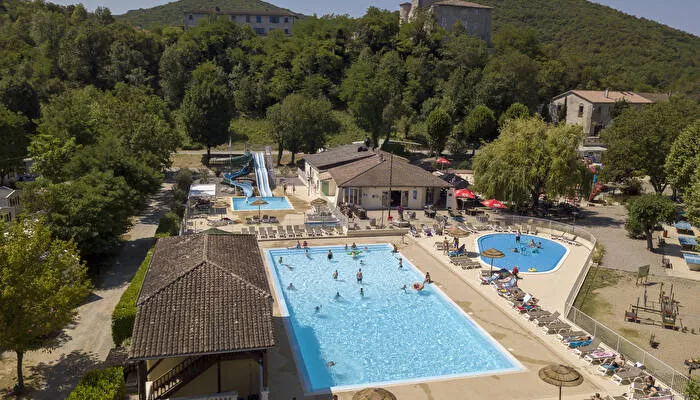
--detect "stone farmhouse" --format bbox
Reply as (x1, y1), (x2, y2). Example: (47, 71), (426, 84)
(400, 0), (492, 43)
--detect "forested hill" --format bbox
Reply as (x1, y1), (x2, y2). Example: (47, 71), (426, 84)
(118, 0), (297, 27)
(478, 0), (699, 96)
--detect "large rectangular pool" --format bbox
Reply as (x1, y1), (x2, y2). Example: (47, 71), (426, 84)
(266, 244), (522, 393)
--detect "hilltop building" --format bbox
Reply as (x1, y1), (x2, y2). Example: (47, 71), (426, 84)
(399, 0), (492, 43)
(185, 9), (298, 35)
(550, 90), (669, 162)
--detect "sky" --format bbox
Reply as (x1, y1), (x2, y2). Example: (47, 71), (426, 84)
(49, 0), (699, 36)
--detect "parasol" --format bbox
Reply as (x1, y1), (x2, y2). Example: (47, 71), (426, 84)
(249, 198), (268, 221)
(538, 364), (583, 400)
(481, 247), (505, 276)
(455, 188), (476, 199)
(353, 388), (397, 400)
(481, 199), (507, 209)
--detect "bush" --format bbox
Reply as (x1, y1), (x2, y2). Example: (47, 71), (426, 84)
(111, 246), (154, 346)
(622, 178), (643, 196)
(156, 212), (180, 236)
(175, 169), (193, 192)
(624, 217), (646, 239)
(68, 367), (125, 400)
(591, 242), (606, 264)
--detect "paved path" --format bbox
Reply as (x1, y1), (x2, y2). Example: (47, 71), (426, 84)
(0, 180), (172, 399)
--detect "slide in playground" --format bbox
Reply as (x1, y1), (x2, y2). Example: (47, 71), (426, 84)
(223, 175), (254, 198)
(230, 152), (252, 167)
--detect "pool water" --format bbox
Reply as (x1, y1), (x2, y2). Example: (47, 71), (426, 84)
(231, 196), (293, 211)
(477, 233), (568, 273)
(266, 244), (521, 393)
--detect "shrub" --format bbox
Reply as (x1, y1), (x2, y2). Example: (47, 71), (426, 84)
(175, 169), (193, 192)
(68, 367), (125, 400)
(156, 212), (180, 236)
(622, 178), (643, 196)
(591, 242), (606, 264)
(111, 246), (154, 346)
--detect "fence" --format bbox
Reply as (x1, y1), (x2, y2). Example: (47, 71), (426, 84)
(567, 306), (691, 394)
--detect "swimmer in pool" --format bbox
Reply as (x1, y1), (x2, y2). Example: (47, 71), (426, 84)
(335, 291), (341, 299)
(360, 287), (364, 297)
(327, 249), (333, 260)
(287, 282), (294, 290)
(356, 268), (363, 283)
(314, 306), (320, 313)
(398, 258), (403, 269)
(332, 269), (338, 280)
(401, 284), (407, 292)
(295, 241), (301, 249)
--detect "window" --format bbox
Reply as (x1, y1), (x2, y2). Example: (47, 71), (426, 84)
(254, 27), (265, 35)
(245, 15), (250, 23)
(270, 16), (280, 23)
(578, 104), (584, 117)
(284, 28), (289, 34)
(256, 15), (261, 23)
(345, 188), (361, 205)
(412, 190), (418, 200)
(188, 14), (193, 21)
(426, 188), (434, 205)
(284, 17), (289, 23)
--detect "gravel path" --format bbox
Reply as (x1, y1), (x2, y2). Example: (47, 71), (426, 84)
(0, 180), (172, 399)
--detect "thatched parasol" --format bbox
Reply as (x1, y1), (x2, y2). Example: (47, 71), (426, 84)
(310, 197), (328, 207)
(538, 364), (583, 400)
(481, 247), (505, 275)
(249, 198), (268, 221)
(447, 228), (470, 238)
(352, 387), (397, 400)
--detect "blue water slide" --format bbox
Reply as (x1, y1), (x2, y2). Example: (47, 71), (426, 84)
(253, 152), (272, 197)
(224, 176), (253, 198)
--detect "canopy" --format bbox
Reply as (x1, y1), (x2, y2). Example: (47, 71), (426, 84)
(455, 189), (476, 199)
(435, 157), (451, 164)
(310, 198), (328, 207)
(353, 388), (397, 400)
(538, 364), (583, 400)
(447, 228), (470, 238)
(481, 199), (507, 209)
(249, 199), (268, 206)
(481, 248), (505, 259)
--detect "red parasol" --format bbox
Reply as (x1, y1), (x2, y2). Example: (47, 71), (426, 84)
(435, 157), (451, 165)
(454, 189), (476, 199)
(481, 199), (507, 209)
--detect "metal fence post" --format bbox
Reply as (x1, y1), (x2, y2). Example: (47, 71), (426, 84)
(616, 336), (620, 352)
(593, 322), (597, 338)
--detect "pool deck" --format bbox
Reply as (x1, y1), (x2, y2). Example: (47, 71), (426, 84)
(258, 234), (630, 400)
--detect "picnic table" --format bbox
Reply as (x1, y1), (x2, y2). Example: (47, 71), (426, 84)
(678, 236), (698, 251)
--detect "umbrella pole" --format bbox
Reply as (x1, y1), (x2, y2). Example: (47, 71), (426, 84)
(489, 257), (494, 276)
(559, 384), (562, 400)
(258, 205), (261, 222)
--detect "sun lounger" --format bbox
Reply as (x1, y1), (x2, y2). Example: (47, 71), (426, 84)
(597, 360), (623, 375)
(522, 309), (553, 320)
(567, 338), (593, 349)
(550, 232), (565, 241)
(285, 225), (295, 237)
(628, 381), (673, 400)
(530, 225), (538, 235)
(240, 227), (249, 234)
(249, 226), (260, 239)
(612, 366), (644, 385)
(541, 322), (571, 334)
(583, 350), (617, 364)
(570, 339), (602, 356)
(261, 214), (270, 223)
(532, 311), (561, 326)
(294, 225), (306, 237)
(558, 330), (587, 341)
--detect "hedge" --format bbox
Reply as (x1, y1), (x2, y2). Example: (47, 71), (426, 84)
(156, 212), (180, 236)
(111, 245), (154, 346)
(67, 367), (125, 400)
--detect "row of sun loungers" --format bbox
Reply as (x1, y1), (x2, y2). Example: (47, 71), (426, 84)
(479, 273), (671, 395)
(241, 225), (345, 239)
(550, 231), (581, 246)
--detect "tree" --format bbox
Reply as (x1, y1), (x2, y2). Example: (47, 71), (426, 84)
(0, 217), (91, 393)
(179, 62), (233, 159)
(686, 377), (700, 400)
(665, 120), (700, 194)
(0, 105), (29, 185)
(158, 39), (201, 106)
(267, 93), (339, 165)
(426, 106), (452, 155)
(686, 166), (700, 228)
(473, 118), (591, 209)
(499, 102), (530, 126)
(476, 51), (539, 115)
(451, 105), (496, 155)
(601, 97), (699, 193)
(625, 194), (676, 250)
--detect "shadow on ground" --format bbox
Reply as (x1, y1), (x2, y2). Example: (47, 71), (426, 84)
(24, 351), (102, 400)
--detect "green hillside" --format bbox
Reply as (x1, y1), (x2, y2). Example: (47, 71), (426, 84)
(480, 0), (699, 95)
(117, 0), (297, 27)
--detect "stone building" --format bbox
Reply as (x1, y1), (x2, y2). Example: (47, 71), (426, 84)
(0, 186), (20, 223)
(185, 9), (298, 35)
(400, 0), (492, 43)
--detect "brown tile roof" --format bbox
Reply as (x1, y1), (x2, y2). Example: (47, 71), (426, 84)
(303, 144), (375, 170)
(433, 1), (493, 9)
(129, 234), (274, 360)
(562, 90), (655, 104)
(636, 92), (670, 103)
(329, 155), (451, 188)
(189, 9), (299, 17)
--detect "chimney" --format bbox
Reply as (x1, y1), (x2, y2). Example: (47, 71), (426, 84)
(604, 89), (609, 99)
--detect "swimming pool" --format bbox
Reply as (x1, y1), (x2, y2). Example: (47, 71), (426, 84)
(266, 244), (521, 393)
(476, 233), (568, 273)
(231, 196), (293, 211)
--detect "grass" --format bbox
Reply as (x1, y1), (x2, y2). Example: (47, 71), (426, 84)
(573, 266), (622, 318)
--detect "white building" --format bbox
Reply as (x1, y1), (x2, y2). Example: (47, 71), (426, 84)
(184, 9), (298, 35)
(0, 186), (21, 223)
(400, 0), (492, 43)
(303, 146), (451, 210)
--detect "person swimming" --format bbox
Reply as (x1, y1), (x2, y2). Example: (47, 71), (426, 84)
(351, 242), (357, 249)
(278, 256), (283, 264)
(327, 361), (336, 367)
(398, 258), (403, 269)
(332, 269), (338, 280)
(345, 244), (348, 250)
(392, 244), (398, 253)
(327, 249), (333, 260)
(360, 287), (364, 297)
(356, 268), (363, 283)
(287, 282), (295, 290)
(537, 241), (542, 248)
(335, 291), (341, 299)
(295, 241), (301, 249)
(360, 259), (365, 265)
(401, 284), (407, 292)
(303, 240), (308, 247)
(314, 306), (321, 313)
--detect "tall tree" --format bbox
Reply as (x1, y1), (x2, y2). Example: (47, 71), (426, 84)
(601, 97), (699, 193)
(461, 105), (497, 154)
(625, 194), (676, 250)
(665, 120), (700, 194)
(473, 117), (590, 209)
(179, 62), (233, 159)
(0, 218), (91, 393)
(0, 105), (29, 185)
(426, 106), (452, 156)
(498, 102), (530, 126)
(267, 93), (339, 165)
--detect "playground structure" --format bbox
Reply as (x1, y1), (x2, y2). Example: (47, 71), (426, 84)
(219, 149), (276, 199)
(253, 151), (273, 197)
(624, 283), (681, 330)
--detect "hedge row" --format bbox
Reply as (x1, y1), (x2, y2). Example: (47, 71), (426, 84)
(67, 367), (124, 400)
(111, 245), (155, 346)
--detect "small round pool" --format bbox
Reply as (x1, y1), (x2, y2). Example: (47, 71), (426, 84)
(477, 233), (568, 273)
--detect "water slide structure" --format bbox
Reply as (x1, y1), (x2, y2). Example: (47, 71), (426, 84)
(253, 152), (273, 197)
(222, 152), (254, 197)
